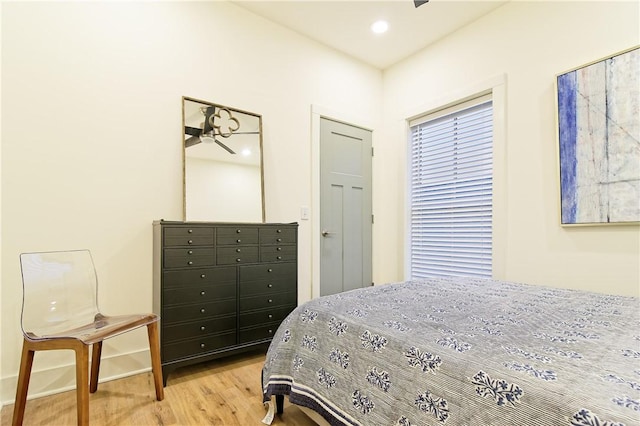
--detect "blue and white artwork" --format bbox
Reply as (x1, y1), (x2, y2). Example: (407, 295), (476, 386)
(557, 47), (640, 225)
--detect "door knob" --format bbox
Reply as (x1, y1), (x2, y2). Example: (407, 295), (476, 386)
(321, 230), (333, 237)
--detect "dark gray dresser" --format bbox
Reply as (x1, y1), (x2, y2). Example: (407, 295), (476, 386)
(152, 220), (298, 384)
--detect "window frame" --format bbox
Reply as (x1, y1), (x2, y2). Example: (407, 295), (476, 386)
(408, 95), (494, 279)
(402, 77), (507, 281)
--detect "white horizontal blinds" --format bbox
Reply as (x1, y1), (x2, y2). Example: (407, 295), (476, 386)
(410, 97), (493, 278)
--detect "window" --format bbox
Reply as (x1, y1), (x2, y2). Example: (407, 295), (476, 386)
(409, 95), (493, 278)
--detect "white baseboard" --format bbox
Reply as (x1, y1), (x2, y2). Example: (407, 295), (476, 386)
(1, 348), (152, 406)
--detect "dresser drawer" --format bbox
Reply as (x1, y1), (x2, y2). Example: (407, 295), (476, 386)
(163, 331), (237, 362)
(239, 275), (296, 297)
(239, 262), (296, 282)
(217, 227), (259, 245)
(163, 283), (236, 306)
(239, 292), (297, 312)
(164, 248), (215, 268)
(239, 323), (278, 344)
(164, 227), (213, 247)
(259, 226), (297, 245)
(163, 267), (236, 288)
(162, 315), (236, 342)
(259, 245), (296, 262)
(163, 299), (236, 324)
(239, 305), (295, 328)
(216, 246), (259, 265)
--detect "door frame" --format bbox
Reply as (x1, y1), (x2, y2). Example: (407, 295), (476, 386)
(310, 104), (374, 300)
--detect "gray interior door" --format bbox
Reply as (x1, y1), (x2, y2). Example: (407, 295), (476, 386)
(320, 117), (372, 296)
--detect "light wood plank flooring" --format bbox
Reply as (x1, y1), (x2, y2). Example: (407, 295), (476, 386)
(1, 350), (316, 425)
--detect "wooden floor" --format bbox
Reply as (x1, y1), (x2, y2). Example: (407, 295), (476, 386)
(1, 350), (316, 425)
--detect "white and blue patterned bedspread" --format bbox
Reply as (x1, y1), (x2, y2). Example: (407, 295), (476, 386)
(262, 277), (640, 425)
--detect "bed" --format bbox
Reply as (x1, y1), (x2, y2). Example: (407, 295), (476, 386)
(262, 277), (640, 425)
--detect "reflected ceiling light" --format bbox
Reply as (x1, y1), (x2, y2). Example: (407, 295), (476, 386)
(371, 20), (388, 34)
(199, 133), (216, 143)
(241, 148), (252, 156)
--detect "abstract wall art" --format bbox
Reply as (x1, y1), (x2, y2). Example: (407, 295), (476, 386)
(556, 46), (640, 226)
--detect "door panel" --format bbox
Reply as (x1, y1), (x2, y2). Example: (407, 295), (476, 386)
(321, 183), (344, 296)
(320, 118), (372, 296)
(345, 185), (364, 292)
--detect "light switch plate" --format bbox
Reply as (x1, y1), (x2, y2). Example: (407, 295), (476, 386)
(300, 206), (310, 220)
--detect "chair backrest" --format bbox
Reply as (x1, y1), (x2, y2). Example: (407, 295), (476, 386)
(19, 250), (100, 338)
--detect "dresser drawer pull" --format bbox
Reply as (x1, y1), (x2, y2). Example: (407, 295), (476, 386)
(188, 261), (193, 265)
(277, 229), (282, 233)
(236, 229), (242, 233)
(237, 239), (241, 243)
(276, 238), (282, 242)
(200, 291), (206, 296)
(268, 268), (273, 273)
(200, 343), (205, 349)
(277, 256), (282, 260)
(268, 314), (273, 319)
(268, 299), (273, 303)
(267, 284), (273, 288)
(277, 247), (282, 251)
(188, 240), (193, 245)
(200, 308), (206, 313)
(236, 248), (241, 253)
(268, 329), (273, 334)
(188, 250), (193, 255)
(200, 274), (206, 279)
(236, 258), (241, 263)
(200, 326), (206, 331)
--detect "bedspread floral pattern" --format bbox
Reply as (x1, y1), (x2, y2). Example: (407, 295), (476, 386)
(262, 277), (640, 425)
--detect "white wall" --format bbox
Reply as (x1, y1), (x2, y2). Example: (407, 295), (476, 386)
(0, 1), (3, 413)
(0, 1), (382, 403)
(379, 1), (640, 295)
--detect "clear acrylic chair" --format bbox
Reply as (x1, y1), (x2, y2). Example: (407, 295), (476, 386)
(12, 249), (164, 426)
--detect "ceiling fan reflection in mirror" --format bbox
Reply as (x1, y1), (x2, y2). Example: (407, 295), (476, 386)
(184, 106), (259, 154)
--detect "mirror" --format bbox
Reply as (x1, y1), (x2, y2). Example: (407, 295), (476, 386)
(182, 96), (264, 222)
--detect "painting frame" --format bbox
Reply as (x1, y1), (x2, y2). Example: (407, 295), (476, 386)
(555, 46), (640, 226)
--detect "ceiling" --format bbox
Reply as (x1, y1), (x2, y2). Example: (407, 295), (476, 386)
(232, 0), (508, 69)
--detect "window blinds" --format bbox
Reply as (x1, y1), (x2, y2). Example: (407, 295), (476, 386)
(409, 97), (493, 278)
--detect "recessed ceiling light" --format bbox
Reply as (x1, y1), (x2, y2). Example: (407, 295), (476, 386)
(371, 20), (388, 34)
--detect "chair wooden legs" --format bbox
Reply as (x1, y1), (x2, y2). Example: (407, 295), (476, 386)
(89, 342), (102, 393)
(74, 343), (90, 426)
(12, 338), (89, 426)
(147, 321), (165, 401)
(12, 340), (34, 426)
(90, 324), (162, 400)
(13, 325), (163, 426)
